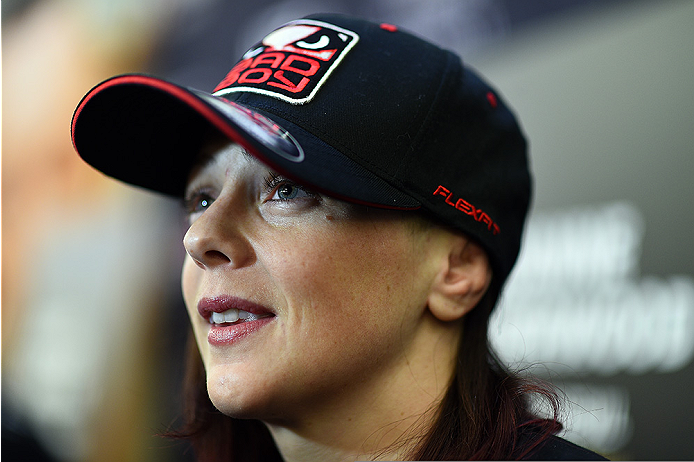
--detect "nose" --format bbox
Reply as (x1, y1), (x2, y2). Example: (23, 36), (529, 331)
(183, 198), (255, 270)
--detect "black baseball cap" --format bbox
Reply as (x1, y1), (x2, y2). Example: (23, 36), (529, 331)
(71, 13), (532, 284)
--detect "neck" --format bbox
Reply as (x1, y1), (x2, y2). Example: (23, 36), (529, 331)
(266, 400), (436, 462)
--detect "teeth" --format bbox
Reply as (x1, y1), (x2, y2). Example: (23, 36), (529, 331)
(210, 308), (261, 324)
(238, 310), (253, 320)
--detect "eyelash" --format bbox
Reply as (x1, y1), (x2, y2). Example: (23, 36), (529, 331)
(262, 172), (284, 193)
(262, 173), (319, 202)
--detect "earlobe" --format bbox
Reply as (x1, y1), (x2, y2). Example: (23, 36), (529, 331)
(427, 237), (492, 323)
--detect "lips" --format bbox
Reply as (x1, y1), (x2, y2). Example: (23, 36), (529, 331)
(198, 295), (274, 319)
(198, 295), (275, 345)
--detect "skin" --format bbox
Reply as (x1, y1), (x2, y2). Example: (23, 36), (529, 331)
(181, 142), (491, 461)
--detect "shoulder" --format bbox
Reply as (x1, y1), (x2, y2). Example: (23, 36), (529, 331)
(521, 434), (609, 461)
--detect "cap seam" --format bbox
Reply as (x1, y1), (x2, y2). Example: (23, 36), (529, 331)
(392, 50), (459, 181)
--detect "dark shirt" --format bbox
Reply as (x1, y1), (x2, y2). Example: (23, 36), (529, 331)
(523, 434), (608, 460)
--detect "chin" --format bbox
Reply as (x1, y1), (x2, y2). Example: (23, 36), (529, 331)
(205, 365), (278, 420)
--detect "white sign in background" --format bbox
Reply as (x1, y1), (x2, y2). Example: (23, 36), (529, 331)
(491, 201), (694, 454)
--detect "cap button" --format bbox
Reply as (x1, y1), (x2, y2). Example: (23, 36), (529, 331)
(486, 91), (498, 108)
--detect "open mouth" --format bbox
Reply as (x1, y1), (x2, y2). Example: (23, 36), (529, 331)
(198, 296), (277, 342)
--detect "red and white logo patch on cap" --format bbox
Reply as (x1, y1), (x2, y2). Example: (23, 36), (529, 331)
(213, 19), (359, 104)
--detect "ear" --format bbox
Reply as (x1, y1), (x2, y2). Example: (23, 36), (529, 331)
(427, 236), (492, 322)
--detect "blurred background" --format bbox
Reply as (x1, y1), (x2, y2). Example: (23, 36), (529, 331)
(2, 0), (692, 460)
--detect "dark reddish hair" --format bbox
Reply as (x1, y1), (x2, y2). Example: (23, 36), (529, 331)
(166, 276), (562, 461)
(409, 277), (562, 460)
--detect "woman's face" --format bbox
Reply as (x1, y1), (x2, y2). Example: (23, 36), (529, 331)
(181, 142), (450, 423)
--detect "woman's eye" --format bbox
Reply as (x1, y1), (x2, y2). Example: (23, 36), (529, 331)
(184, 191), (215, 215)
(263, 173), (318, 203)
(271, 183), (311, 201)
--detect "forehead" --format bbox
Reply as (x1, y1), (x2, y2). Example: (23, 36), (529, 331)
(186, 142), (261, 187)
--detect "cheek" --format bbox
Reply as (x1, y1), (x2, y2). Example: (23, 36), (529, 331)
(266, 225), (428, 357)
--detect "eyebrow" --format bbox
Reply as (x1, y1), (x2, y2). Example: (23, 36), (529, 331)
(184, 143), (265, 196)
(241, 147), (256, 162)
(194, 142), (256, 171)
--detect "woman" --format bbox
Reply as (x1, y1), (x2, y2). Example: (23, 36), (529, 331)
(71, 13), (606, 461)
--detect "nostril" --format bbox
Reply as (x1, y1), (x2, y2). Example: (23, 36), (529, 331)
(204, 250), (232, 265)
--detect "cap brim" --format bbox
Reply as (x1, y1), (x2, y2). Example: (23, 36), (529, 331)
(71, 74), (419, 208)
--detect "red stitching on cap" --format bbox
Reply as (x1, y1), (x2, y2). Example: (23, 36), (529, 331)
(433, 185), (500, 235)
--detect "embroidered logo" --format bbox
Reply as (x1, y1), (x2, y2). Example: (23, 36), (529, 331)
(433, 185), (500, 235)
(212, 19), (359, 104)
